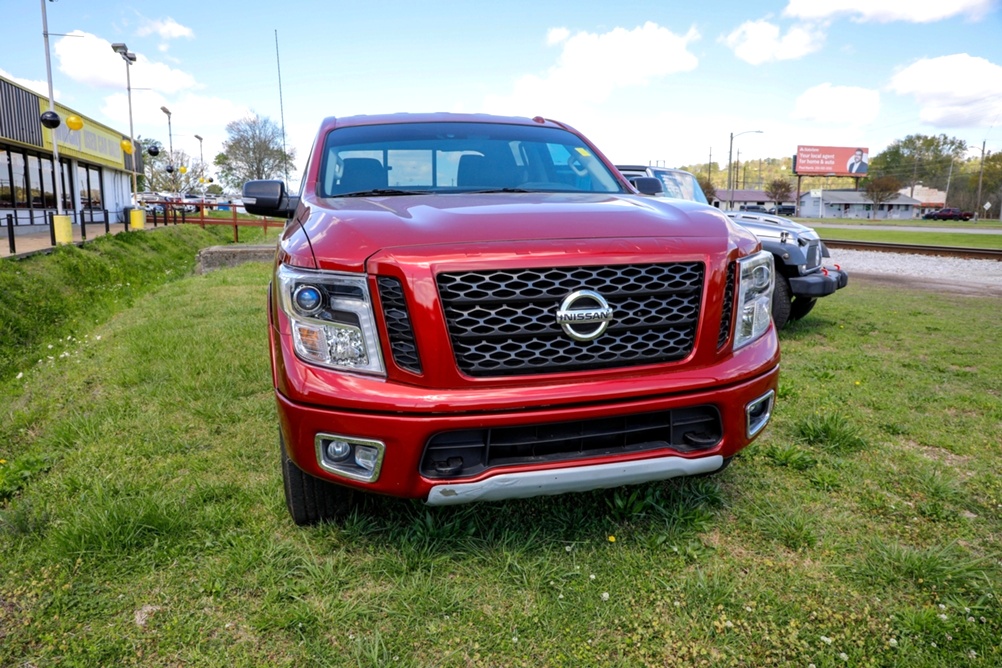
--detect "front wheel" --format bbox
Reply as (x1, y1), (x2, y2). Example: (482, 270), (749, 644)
(281, 431), (356, 526)
(772, 275), (792, 329)
(789, 296), (817, 322)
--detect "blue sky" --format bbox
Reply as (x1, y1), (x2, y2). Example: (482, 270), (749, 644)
(4, 0), (1001, 189)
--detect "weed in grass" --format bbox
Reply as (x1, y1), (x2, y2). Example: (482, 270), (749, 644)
(0, 454), (50, 502)
(50, 485), (194, 561)
(749, 504), (820, 550)
(777, 377), (797, 399)
(605, 485), (664, 522)
(848, 538), (989, 592)
(762, 442), (817, 470)
(881, 421), (910, 436)
(796, 410), (868, 453)
(808, 467), (842, 491)
(0, 498), (50, 537)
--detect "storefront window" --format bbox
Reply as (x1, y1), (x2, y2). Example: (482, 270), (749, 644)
(59, 158), (72, 210)
(27, 155), (41, 208)
(40, 157), (55, 208)
(0, 149), (12, 207)
(86, 166), (102, 207)
(10, 151), (27, 208)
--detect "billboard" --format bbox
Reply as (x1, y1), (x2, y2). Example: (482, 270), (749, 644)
(795, 146), (869, 176)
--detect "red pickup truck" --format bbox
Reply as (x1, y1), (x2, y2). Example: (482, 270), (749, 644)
(243, 113), (780, 525)
(924, 207), (973, 221)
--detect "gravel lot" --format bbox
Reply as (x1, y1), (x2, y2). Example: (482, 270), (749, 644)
(827, 249), (1002, 297)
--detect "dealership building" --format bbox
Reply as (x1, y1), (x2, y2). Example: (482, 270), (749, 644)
(0, 74), (140, 229)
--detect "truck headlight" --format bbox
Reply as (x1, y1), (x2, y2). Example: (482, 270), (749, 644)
(277, 264), (385, 375)
(734, 251), (774, 350)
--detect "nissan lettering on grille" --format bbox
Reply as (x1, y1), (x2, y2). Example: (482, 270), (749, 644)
(556, 290), (614, 341)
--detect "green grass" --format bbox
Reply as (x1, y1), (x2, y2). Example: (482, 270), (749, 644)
(797, 217), (1002, 231)
(811, 225), (1002, 249)
(1, 252), (1000, 666)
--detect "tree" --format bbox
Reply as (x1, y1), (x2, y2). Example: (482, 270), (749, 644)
(870, 134), (967, 194)
(214, 114), (295, 191)
(138, 136), (204, 195)
(863, 175), (903, 214)
(764, 179), (793, 210)
(696, 174), (716, 203)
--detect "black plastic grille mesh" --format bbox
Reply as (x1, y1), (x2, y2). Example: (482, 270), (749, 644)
(437, 263), (704, 376)
(421, 405), (722, 478)
(806, 241), (821, 270)
(377, 277), (422, 374)
(718, 261), (736, 349)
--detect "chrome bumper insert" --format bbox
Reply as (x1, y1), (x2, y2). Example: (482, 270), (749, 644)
(425, 455), (724, 506)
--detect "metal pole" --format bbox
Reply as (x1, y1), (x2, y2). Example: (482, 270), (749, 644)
(125, 57), (138, 201)
(40, 0), (65, 216)
(975, 140), (986, 222)
(727, 132), (734, 211)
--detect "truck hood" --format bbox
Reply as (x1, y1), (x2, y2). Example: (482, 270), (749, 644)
(729, 215), (820, 243)
(294, 192), (745, 271)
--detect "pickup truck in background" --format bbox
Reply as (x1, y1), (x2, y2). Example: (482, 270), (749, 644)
(923, 207), (973, 221)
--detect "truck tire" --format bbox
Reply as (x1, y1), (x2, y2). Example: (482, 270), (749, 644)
(772, 275), (792, 329)
(789, 296), (817, 322)
(281, 432), (355, 525)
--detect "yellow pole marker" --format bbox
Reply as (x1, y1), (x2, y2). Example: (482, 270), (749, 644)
(53, 214), (73, 244)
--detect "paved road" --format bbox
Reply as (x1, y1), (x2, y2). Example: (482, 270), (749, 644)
(813, 223), (1002, 235)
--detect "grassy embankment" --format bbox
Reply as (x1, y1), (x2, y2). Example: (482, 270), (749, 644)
(0, 231), (1000, 666)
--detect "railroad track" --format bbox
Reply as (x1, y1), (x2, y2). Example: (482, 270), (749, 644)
(822, 239), (1002, 261)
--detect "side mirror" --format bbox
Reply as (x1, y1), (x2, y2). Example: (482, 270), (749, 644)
(630, 177), (663, 196)
(242, 180), (300, 218)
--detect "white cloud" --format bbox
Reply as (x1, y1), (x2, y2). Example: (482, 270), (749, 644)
(53, 31), (198, 94)
(888, 54), (1002, 126)
(485, 22), (699, 117)
(791, 83), (880, 124)
(723, 20), (825, 64)
(0, 67), (55, 98)
(784, 0), (994, 23)
(547, 27), (570, 45)
(136, 17), (194, 40)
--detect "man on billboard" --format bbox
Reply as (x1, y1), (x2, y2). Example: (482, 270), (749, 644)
(847, 149), (868, 174)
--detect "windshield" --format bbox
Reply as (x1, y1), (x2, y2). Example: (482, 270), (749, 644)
(318, 122), (625, 197)
(650, 169), (708, 204)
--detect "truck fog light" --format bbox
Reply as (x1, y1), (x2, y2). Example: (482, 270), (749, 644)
(315, 434), (385, 483)
(355, 446), (379, 471)
(747, 390), (775, 437)
(326, 439), (352, 462)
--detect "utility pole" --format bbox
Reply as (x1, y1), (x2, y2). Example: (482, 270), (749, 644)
(707, 148), (712, 183)
(975, 140), (986, 222)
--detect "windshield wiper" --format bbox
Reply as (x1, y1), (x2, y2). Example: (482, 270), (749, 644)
(466, 187), (533, 194)
(339, 189), (429, 197)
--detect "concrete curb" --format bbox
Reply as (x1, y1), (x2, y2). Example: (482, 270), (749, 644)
(196, 244), (275, 273)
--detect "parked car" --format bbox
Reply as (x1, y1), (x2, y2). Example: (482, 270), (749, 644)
(923, 207), (973, 221)
(246, 114), (780, 525)
(740, 204), (768, 212)
(769, 205), (796, 216)
(615, 165), (846, 329)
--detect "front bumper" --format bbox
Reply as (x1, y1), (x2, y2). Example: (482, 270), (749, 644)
(276, 362), (780, 503)
(789, 267), (848, 298)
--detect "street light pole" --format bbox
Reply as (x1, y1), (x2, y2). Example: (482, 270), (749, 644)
(727, 130), (763, 211)
(161, 106), (175, 194)
(194, 133), (204, 204)
(39, 0), (65, 216)
(111, 43), (138, 203)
